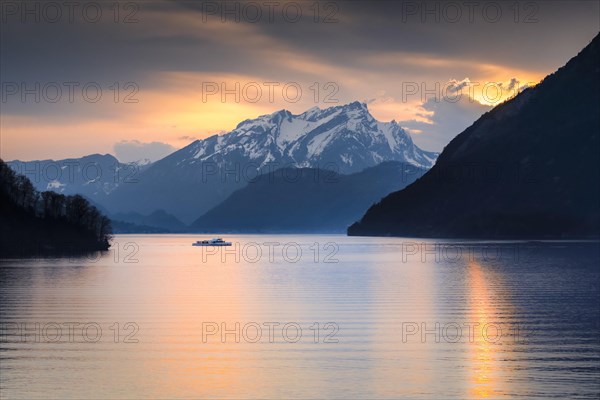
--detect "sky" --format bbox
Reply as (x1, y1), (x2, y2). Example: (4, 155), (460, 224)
(1, 0), (599, 162)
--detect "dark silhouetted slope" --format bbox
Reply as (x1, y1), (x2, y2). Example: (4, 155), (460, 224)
(0, 159), (112, 256)
(349, 34), (600, 238)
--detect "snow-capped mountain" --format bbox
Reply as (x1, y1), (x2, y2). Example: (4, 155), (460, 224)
(182, 101), (436, 174)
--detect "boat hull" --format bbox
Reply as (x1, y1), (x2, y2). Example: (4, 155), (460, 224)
(192, 243), (232, 246)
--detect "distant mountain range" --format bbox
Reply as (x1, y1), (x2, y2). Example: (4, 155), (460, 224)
(7, 154), (147, 205)
(349, 33), (600, 238)
(104, 101), (437, 223)
(10, 102), (437, 224)
(191, 162), (426, 233)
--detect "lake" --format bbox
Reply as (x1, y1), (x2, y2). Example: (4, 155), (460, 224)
(1, 235), (599, 399)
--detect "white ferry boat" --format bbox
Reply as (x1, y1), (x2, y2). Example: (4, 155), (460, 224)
(192, 238), (232, 247)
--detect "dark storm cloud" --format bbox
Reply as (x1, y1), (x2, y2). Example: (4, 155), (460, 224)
(2, 0), (599, 159)
(173, 0), (599, 71)
(2, 0), (598, 84)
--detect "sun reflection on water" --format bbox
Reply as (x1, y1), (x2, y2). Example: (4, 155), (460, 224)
(467, 260), (513, 399)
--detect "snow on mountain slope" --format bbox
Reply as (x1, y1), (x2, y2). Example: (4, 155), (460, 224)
(176, 101), (437, 174)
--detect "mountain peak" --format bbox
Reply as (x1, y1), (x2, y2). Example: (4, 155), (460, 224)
(270, 108), (292, 117)
(270, 108), (293, 123)
(347, 100), (368, 110)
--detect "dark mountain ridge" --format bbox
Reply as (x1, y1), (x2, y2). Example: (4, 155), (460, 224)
(349, 33), (600, 239)
(192, 162), (426, 233)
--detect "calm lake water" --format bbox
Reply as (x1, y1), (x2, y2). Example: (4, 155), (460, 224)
(1, 235), (599, 399)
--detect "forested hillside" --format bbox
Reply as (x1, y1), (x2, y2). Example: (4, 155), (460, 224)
(0, 159), (112, 256)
